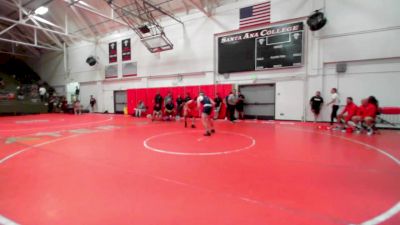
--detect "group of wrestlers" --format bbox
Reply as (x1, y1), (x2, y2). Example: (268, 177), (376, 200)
(334, 96), (379, 135)
(151, 91), (216, 136)
(310, 88), (379, 135)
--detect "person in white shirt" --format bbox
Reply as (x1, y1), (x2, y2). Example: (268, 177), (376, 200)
(326, 88), (340, 125)
(39, 86), (46, 102)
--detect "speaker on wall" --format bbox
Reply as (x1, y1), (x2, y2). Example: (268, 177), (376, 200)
(307, 10), (327, 31)
(86, 56), (97, 66)
(336, 63), (347, 73)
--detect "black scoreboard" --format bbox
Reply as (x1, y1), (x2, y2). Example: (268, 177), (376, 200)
(218, 22), (304, 74)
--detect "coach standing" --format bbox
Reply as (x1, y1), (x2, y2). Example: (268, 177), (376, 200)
(226, 90), (237, 122)
(326, 88), (340, 125)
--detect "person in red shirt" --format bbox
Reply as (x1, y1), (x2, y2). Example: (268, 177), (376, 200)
(184, 98), (197, 128)
(336, 97), (358, 130)
(364, 96), (379, 135)
(348, 99), (368, 132)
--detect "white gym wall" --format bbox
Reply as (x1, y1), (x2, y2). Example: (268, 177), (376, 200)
(29, 0), (400, 121)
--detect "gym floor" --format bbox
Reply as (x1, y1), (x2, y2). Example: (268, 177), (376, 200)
(0, 114), (399, 225)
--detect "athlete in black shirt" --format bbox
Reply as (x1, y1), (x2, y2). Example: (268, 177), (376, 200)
(197, 91), (215, 136)
(154, 91), (163, 105)
(310, 91), (324, 122)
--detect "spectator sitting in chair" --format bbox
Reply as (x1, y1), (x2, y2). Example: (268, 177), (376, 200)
(152, 103), (162, 121)
(165, 101), (175, 120)
(134, 100), (146, 117)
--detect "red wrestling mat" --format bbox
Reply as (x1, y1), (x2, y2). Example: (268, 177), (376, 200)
(0, 114), (399, 225)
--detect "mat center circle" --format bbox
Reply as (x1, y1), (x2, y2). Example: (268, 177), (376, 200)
(144, 130), (256, 156)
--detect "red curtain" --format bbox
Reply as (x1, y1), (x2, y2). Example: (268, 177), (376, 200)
(126, 89), (136, 115)
(184, 86), (199, 101)
(126, 84), (233, 118)
(145, 88), (158, 114)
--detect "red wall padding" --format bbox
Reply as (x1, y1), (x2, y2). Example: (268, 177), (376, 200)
(127, 89), (136, 115)
(126, 84), (233, 117)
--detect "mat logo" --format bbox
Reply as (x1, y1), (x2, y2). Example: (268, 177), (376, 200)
(15, 120), (49, 124)
(4, 126), (121, 145)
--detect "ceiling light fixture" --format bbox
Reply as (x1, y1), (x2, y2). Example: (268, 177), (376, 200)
(34, 6), (48, 15)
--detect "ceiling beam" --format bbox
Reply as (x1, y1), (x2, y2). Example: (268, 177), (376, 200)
(0, 49), (38, 58)
(0, 16), (93, 42)
(143, 0), (183, 24)
(0, 24), (41, 56)
(64, 0), (128, 27)
(187, 0), (211, 16)
(181, 0), (191, 14)
(0, 37), (62, 51)
(9, 0), (65, 48)
(0, 23), (18, 36)
(69, 5), (98, 37)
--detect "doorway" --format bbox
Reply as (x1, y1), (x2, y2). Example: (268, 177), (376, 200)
(114, 90), (127, 114)
(238, 84), (275, 120)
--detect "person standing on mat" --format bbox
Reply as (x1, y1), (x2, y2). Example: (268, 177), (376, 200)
(75, 86), (80, 100)
(226, 90), (237, 122)
(90, 95), (97, 113)
(310, 91), (324, 122)
(236, 91), (245, 120)
(183, 98), (197, 128)
(197, 91), (215, 136)
(213, 93), (222, 120)
(154, 91), (163, 106)
(176, 94), (184, 118)
(326, 88), (340, 125)
(39, 85), (46, 102)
